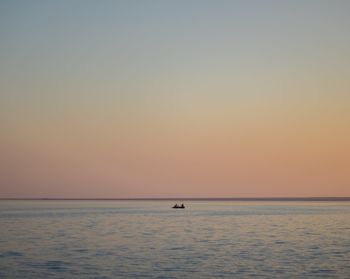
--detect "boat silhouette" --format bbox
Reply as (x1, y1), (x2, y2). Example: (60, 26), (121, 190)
(172, 203), (185, 209)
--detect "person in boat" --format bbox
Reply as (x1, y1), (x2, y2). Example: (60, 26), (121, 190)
(173, 203), (185, 208)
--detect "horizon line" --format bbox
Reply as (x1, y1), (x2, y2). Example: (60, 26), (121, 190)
(1, 197), (350, 201)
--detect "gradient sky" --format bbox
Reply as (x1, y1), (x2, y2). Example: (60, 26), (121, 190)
(1, 0), (350, 198)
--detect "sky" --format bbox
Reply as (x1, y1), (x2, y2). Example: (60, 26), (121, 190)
(1, 0), (349, 198)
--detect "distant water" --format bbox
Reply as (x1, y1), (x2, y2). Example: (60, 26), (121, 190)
(0, 201), (349, 278)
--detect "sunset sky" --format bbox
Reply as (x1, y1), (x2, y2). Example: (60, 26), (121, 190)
(1, 0), (349, 198)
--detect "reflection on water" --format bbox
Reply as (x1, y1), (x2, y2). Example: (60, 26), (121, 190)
(0, 201), (349, 278)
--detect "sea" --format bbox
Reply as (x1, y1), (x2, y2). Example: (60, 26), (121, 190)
(0, 200), (349, 278)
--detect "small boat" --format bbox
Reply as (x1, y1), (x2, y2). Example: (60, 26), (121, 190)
(172, 203), (185, 209)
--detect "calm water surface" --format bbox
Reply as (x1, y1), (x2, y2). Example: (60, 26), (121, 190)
(0, 201), (349, 278)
